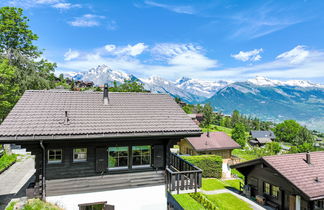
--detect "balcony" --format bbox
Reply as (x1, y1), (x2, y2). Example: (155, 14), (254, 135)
(166, 153), (202, 194)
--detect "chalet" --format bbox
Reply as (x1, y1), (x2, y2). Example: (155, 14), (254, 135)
(0, 85), (203, 209)
(250, 130), (276, 146)
(178, 132), (241, 159)
(231, 152), (324, 210)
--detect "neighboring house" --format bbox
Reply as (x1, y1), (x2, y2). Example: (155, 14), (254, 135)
(231, 152), (324, 210)
(0, 86), (202, 209)
(178, 132), (241, 159)
(187, 113), (204, 125)
(249, 130), (276, 146)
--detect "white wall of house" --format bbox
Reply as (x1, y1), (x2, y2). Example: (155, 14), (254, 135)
(47, 185), (167, 210)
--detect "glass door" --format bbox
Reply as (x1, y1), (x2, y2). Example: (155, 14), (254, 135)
(108, 147), (129, 170)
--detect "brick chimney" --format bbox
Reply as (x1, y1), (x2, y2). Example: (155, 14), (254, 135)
(306, 152), (311, 164)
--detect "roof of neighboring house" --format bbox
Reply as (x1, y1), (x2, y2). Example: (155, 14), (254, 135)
(250, 130), (275, 139)
(256, 137), (272, 144)
(186, 132), (241, 151)
(231, 152), (324, 200)
(0, 90), (201, 141)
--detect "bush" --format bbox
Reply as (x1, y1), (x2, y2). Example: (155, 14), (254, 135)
(182, 155), (222, 178)
(189, 193), (217, 210)
(22, 199), (62, 210)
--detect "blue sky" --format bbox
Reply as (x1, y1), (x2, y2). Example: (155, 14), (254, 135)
(2, 0), (324, 83)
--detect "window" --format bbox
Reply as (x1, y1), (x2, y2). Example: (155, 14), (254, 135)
(315, 200), (324, 209)
(48, 149), (62, 163)
(263, 182), (270, 194)
(132, 145), (151, 168)
(108, 147), (129, 169)
(272, 185), (280, 198)
(73, 148), (87, 162)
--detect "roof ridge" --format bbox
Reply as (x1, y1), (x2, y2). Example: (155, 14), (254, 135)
(25, 90), (169, 95)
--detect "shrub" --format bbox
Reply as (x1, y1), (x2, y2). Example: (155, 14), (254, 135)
(189, 193), (217, 210)
(182, 155), (222, 178)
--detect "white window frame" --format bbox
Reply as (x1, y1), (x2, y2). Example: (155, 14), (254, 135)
(73, 148), (87, 162)
(48, 149), (62, 164)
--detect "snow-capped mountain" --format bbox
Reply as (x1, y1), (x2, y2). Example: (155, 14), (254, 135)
(141, 76), (206, 103)
(175, 77), (232, 98)
(63, 65), (324, 131)
(248, 76), (324, 88)
(64, 65), (139, 85)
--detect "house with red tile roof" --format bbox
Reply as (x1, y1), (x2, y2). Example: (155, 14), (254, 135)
(178, 132), (241, 159)
(231, 152), (324, 210)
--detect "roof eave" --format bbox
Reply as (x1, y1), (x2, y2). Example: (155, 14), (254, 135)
(0, 131), (203, 143)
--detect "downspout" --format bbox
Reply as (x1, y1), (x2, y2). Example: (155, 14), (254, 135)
(40, 140), (46, 200)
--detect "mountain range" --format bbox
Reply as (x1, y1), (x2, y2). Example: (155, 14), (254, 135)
(64, 65), (324, 132)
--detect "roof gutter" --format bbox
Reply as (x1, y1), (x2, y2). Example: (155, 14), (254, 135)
(0, 131), (203, 143)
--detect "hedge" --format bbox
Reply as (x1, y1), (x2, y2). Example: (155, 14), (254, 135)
(189, 193), (217, 210)
(181, 155), (222, 178)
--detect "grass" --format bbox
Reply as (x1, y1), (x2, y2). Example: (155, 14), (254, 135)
(173, 193), (205, 210)
(202, 125), (233, 136)
(22, 199), (62, 210)
(5, 201), (17, 210)
(0, 153), (17, 172)
(206, 193), (252, 210)
(202, 178), (243, 191)
(232, 149), (258, 161)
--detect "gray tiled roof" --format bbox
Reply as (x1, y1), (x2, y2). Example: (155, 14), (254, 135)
(250, 130), (275, 139)
(0, 90), (201, 141)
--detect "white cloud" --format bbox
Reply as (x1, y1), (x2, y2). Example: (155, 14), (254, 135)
(144, 0), (196, 14)
(104, 43), (148, 56)
(230, 4), (304, 39)
(52, 2), (81, 9)
(64, 49), (80, 61)
(69, 14), (105, 27)
(57, 45), (324, 82)
(231, 48), (263, 62)
(276, 45), (310, 64)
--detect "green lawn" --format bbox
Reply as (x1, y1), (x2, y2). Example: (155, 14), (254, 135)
(173, 193), (205, 210)
(202, 125), (233, 136)
(206, 193), (252, 210)
(202, 178), (243, 191)
(0, 153), (17, 172)
(232, 149), (258, 161)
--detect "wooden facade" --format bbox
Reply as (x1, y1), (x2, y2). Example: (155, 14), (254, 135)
(233, 161), (324, 210)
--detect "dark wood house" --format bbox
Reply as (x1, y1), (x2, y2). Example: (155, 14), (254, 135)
(231, 152), (324, 210)
(0, 86), (202, 201)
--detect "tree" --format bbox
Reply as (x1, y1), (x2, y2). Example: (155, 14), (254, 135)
(0, 7), (40, 59)
(231, 110), (240, 127)
(295, 126), (315, 145)
(0, 6), (56, 120)
(231, 123), (246, 147)
(195, 104), (204, 113)
(274, 120), (301, 144)
(110, 80), (145, 92)
(201, 103), (213, 131)
(265, 142), (281, 155)
(0, 59), (19, 122)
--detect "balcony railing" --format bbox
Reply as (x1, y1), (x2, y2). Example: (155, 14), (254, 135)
(166, 153), (202, 194)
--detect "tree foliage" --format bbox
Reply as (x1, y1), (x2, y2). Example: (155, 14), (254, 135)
(0, 6), (56, 122)
(274, 120), (314, 145)
(110, 80), (146, 92)
(202, 103), (213, 129)
(0, 59), (19, 121)
(0, 7), (39, 58)
(231, 123), (246, 147)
